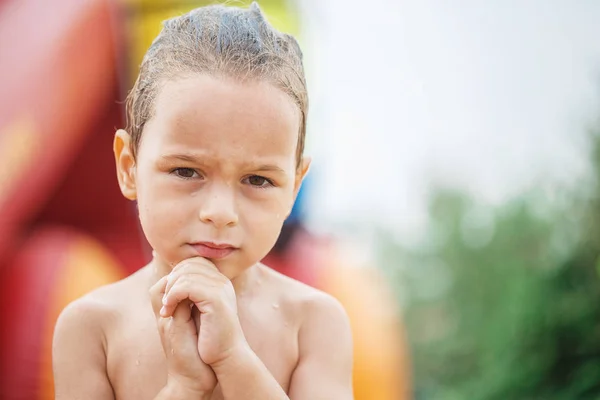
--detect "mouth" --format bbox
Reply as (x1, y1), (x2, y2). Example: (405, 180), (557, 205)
(189, 242), (237, 260)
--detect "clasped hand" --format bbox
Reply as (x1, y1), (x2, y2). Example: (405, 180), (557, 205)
(149, 257), (247, 396)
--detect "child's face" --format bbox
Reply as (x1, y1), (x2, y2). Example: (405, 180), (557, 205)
(115, 75), (310, 278)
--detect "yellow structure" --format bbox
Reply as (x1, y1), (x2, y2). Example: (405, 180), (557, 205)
(123, 0), (300, 83)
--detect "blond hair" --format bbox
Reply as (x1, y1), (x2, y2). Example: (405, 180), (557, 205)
(125, 2), (308, 167)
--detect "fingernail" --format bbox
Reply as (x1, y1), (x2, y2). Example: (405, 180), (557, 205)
(162, 295), (167, 305)
(160, 306), (167, 317)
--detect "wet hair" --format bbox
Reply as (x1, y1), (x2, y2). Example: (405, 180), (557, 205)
(125, 2), (308, 168)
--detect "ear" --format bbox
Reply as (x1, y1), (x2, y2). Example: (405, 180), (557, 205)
(292, 156), (311, 200)
(113, 129), (137, 200)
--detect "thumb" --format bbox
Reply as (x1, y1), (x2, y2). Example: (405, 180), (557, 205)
(191, 305), (201, 336)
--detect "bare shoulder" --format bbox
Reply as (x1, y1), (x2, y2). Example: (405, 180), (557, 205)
(260, 264), (351, 335)
(52, 268), (149, 399)
(56, 267), (146, 333)
(260, 265), (354, 399)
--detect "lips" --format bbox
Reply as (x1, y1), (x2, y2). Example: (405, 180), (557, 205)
(190, 242), (237, 259)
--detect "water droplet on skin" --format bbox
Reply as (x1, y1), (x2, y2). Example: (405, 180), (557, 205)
(136, 360), (140, 366)
(272, 303), (279, 309)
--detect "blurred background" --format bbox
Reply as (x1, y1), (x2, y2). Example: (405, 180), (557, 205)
(1, 0), (600, 399)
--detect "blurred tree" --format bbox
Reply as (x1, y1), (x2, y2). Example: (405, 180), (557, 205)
(381, 128), (600, 399)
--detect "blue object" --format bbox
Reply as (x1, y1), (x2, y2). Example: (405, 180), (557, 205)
(285, 175), (310, 224)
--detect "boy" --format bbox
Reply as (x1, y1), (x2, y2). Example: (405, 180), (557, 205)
(52, 3), (353, 399)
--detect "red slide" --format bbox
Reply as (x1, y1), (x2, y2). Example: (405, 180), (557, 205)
(0, 1), (411, 398)
(0, 1), (144, 398)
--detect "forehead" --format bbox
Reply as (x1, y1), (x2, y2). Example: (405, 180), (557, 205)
(141, 74), (300, 162)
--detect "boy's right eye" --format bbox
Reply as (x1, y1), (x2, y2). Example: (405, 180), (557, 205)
(171, 168), (199, 179)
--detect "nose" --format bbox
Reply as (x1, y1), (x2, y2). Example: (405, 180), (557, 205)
(198, 183), (239, 228)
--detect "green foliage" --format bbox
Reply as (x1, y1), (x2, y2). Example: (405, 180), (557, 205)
(380, 132), (600, 399)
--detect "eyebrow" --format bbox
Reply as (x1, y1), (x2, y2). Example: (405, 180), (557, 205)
(159, 154), (286, 174)
(251, 164), (286, 174)
(159, 153), (200, 163)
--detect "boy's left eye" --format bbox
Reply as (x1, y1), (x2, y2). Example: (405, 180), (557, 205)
(244, 175), (274, 188)
(171, 168), (199, 179)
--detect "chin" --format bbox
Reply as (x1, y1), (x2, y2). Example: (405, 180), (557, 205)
(212, 258), (251, 279)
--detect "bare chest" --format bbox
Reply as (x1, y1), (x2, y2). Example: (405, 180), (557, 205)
(106, 307), (298, 399)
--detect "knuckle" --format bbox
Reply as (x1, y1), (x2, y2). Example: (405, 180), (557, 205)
(166, 273), (177, 287)
(171, 278), (189, 294)
(180, 276), (196, 292)
(175, 259), (196, 272)
(172, 260), (186, 271)
(169, 281), (192, 301)
(166, 287), (182, 302)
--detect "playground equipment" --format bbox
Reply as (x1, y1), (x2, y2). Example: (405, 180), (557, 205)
(0, 0), (410, 398)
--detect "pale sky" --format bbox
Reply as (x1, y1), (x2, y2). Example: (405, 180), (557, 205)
(297, 0), (600, 241)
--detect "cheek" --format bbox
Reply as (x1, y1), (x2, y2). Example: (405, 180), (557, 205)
(241, 193), (292, 241)
(137, 163), (190, 218)
(137, 197), (171, 249)
(136, 181), (191, 251)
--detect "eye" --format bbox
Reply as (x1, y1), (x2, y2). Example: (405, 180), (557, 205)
(244, 175), (274, 188)
(171, 168), (199, 179)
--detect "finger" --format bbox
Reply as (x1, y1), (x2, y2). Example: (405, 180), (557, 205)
(164, 257), (223, 300)
(164, 268), (198, 301)
(149, 276), (169, 317)
(165, 300), (198, 357)
(191, 304), (201, 335)
(172, 256), (217, 272)
(156, 300), (194, 360)
(157, 298), (193, 339)
(161, 278), (203, 318)
(172, 298), (193, 325)
(169, 257), (219, 281)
